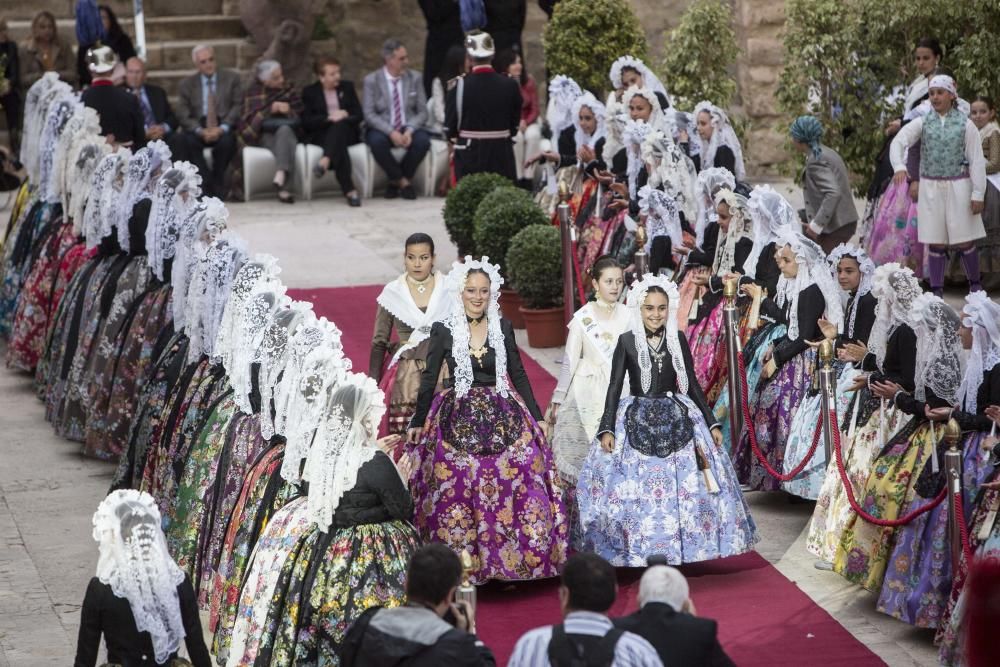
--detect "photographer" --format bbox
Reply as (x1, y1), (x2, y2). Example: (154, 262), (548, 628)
(340, 543), (495, 667)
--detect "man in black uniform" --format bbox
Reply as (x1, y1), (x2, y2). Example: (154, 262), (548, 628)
(446, 31), (521, 183)
(80, 46), (145, 149)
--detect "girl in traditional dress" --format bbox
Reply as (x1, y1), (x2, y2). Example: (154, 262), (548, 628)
(807, 263), (921, 566)
(226, 374), (420, 666)
(970, 96), (1000, 288)
(834, 294), (961, 591)
(405, 257), (568, 583)
(369, 233), (451, 436)
(547, 256), (629, 544)
(734, 230), (842, 492)
(782, 245), (877, 500)
(687, 102), (746, 180)
(608, 55), (670, 110)
(890, 74), (988, 295)
(576, 275), (755, 565)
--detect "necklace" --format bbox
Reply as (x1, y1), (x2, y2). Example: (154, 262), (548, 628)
(594, 299), (617, 314)
(647, 333), (666, 374)
(466, 313), (485, 325)
(469, 341), (489, 368)
(407, 273), (433, 294)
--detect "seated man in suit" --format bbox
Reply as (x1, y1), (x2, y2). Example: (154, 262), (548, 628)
(363, 39), (431, 200)
(614, 564), (734, 667)
(172, 44), (243, 198)
(80, 46), (145, 149)
(302, 56), (362, 206)
(124, 57), (178, 144)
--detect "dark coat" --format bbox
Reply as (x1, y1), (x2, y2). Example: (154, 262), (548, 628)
(447, 67), (521, 182)
(418, 0), (465, 96)
(614, 602), (734, 667)
(759, 282), (826, 368)
(127, 83), (179, 132)
(326, 451), (414, 528)
(81, 82), (146, 148)
(301, 80), (362, 144)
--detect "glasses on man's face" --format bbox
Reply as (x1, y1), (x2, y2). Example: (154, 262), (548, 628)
(198, 57), (215, 65)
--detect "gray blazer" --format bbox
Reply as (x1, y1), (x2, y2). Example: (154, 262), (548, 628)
(175, 68), (244, 132)
(802, 145), (858, 235)
(362, 68), (428, 136)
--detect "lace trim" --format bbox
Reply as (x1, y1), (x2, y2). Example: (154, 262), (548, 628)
(627, 274), (686, 394)
(445, 257), (508, 398)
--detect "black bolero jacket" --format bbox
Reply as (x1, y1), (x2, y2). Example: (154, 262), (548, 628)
(737, 241), (780, 298)
(409, 318), (543, 426)
(328, 450), (414, 528)
(760, 283), (825, 368)
(838, 291), (878, 347)
(598, 331), (718, 435)
(301, 80), (363, 140)
(863, 324), (917, 392)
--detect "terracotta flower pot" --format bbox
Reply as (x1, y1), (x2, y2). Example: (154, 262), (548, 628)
(500, 288), (526, 329)
(519, 306), (567, 348)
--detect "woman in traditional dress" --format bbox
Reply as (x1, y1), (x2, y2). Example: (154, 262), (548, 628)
(687, 101), (746, 181)
(75, 490), (211, 667)
(834, 294), (962, 591)
(576, 274), (756, 565)
(806, 263), (922, 566)
(970, 96), (1000, 289)
(226, 373), (420, 666)
(405, 257), (567, 583)
(889, 74), (988, 296)
(876, 291), (999, 629)
(734, 230), (842, 492)
(369, 233), (451, 436)
(782, 244), (878, 500)
(608, 55), (670, 110)
(547, 256), (629, 544)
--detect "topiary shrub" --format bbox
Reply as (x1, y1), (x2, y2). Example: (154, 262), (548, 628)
(659, 0), (739, 110)
(507, 224), (563, 310)
(472, 187), (549, 280)
(442, 172), (511, 256)
(542, 0), (647, 96)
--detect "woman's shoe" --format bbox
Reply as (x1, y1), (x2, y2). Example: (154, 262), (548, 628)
(346, 192), (361, 207)
(278, 191), (295, 204)
(313, 163), (327, 179)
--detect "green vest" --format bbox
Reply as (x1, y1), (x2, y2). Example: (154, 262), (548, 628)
(920, 108), (968, 179)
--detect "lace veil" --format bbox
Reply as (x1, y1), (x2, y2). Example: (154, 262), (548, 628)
(172, 198), (229, 329)
(38, 94), (79, 204)
(695, 167), (735, 247)
(867, 263), (923, 371)
(215, 254), (281, 371)
(69, 139), (111, 234)
(546, 75), (583, 139)
(909, 294), (962, 404)
(146, 162), (202, 281)
(256, 300), (314, 440)
(693, 102), (746, 180)
(22, 74), (69, 182)
(958, 291), (1000, 414)
(609, 55), (670, 107)
(92, 490), (186, 664)
(182, 232), (248, 364)
(445, 257), (509, 398)
(773, 229), (843, 340)
(571, 92), (606, 153)
(638, 185), (683, 255)
(742, 185), (796, 277)
(116, 141), (172, 251)
(627, 274), (686, 394)
(712, 188), (751, 276)
(826, 244), (876, 340)
(82, 149), (131, 249)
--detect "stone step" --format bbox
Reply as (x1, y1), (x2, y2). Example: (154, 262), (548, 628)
(2, 0), (225, 21)
(6, 14), (246, 44)
(144, 38), (249, 72)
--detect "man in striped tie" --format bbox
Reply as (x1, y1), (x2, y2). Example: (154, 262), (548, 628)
(363, 39), (431, 200)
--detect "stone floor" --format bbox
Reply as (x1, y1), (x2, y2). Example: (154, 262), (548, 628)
(0, 185), (941, 665)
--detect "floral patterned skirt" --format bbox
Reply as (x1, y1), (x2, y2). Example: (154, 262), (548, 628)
(406, 385), (568, 583)
(734, 347), (815, 492)
(577, 394), (756, 566)
(686, 298), (726, 405)
(834, 418), (937, 591)
(867, 179), (924, 277)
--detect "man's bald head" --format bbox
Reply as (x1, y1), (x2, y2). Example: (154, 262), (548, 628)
(125, 57), (147, 90)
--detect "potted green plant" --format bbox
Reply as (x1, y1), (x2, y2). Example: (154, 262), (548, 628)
(473, 186), (549, 328)
(442, 172), (511, 257)
(506, 224), (565, 348)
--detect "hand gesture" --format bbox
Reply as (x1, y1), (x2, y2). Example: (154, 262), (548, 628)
(909, 181), (919, 203)
(395, 452), (416, 481)
(972, 200), (985, 215)
(376, 433), (401, 454)
(924, 405), (954, 422)
(578, 145), (596, 163)
(817, 317), (838, 341)
(985, 405), (1000, 427)
(847, 374), (869, 392)
(594, 169), (615, 185)
(740, 282), (762, 300)
(840, 342), (868, 363)
(871, 380), (903, 400)
(691, 273), (709, 286)
(892, 170), (908, 186)
(406, 426), (424, 444)
(711, 427), (723, 448)
(600, 432), (615, 453)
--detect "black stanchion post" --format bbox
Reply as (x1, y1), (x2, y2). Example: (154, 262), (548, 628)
(723, 277), (742, 447)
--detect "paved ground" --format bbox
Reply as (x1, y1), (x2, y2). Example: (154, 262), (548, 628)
(0, 185), (940, 665)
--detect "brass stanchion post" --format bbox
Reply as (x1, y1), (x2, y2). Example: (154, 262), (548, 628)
(818, 339), (837, 463)
(943, 418), (963, 571)
(455, 550), (477, 632)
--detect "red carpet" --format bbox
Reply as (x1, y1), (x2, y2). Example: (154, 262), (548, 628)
(292, 285), (884, 666)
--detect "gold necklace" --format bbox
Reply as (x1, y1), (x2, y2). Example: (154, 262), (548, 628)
(406, 273), (433, 294)
(594, 299), (617, 313)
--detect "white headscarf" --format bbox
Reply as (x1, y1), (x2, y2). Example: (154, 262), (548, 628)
(116, 141), (172, 251)
(145, 161), (203, 281)
(826, 244), (876, 340)
(445, 257), (508, 398)
(571, 92), (607, 156)
(172, 197), (229, 331)
(627, 274), (687, 394)
(638, 184), (683, 253)
(867, 263), (923, 371)
(908, 294), (962, 404)
(696, 167), (736, 246)
(742, 185), (796, 277)
(546, 75), (583, 138)
(693, 101), (746, 180)
(712, 188), (751, 276)
(609, 55), (670, 108)
(82, 149), (131, 249)
(92, 490), (186, 665)
(302, 372), (386, 532)
(958, 292), (1000, 414)
(68, 139), (111, 234)
(38, 93), (79, 204)
(773, 229), (844, 340)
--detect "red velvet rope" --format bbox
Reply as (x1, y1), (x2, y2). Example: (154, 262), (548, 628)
(735, 351), (824, 482)
(570, 236), (587, 307)
(953, 486), (974, 567)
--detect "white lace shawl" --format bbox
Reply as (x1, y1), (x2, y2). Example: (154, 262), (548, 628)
(302, 374), (385, 531)
(696, 167), (735, 247)
(742, 184), (796, 277)
(867, 263), (923, 371)
(603, 91), (627, 160)
(958, 292), (1000, 414)
(229, 284), (290, 415)
(445, 257), (509, 398)
(711, 188), (751, 276)
(214, 254), (281, 370)
(909, 294), (962, 404)
(82, 150), (131, 249)
(280, 344), (351, 484)
(627, 274), (686, 394)
(638, 184), (683, 254)
(377, 270), (451, 368)
(693, 101), (746, 180)
(146, 162), (203, 281)
(641, 129), (698, 226)
(92, 490), (186, 665)
(773, 230), (844, 340)
(571, 92), (607, 157)
(256, 300), (313, 440)
(61, 108), (103, 217)
(172, 198), (229, 330)
(21, 74), (68, 182)
(546, 75), (583, 138)
(182, 232), (248, 364)
(51, 103), (87, 206)
(116, 141), (172, 252)
(38, 95), (79, 204)
(69, 140), (111, 234)
(272, 316), (345, 442)
(826, 244), (875, 340)
(621, 117), (654, 199)
(609, 55), (670, 107)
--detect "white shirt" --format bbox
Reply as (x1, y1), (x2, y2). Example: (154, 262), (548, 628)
(889, 111), (988, 201)
(508, 611), (663, 667)
(383, 67), (407, 129)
